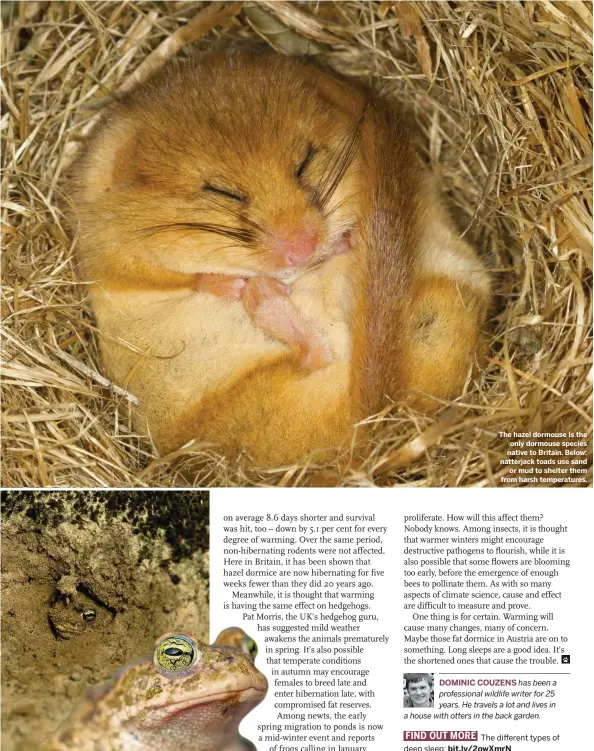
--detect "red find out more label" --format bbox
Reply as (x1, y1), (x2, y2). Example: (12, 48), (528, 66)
(403, 731), (479, 741)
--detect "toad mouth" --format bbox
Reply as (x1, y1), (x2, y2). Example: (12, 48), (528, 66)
(158, 684), (267, 715)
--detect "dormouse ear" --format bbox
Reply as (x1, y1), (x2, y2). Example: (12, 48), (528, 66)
(79, 116), (145, 201)
(311, 69), (366, 120)
(109, 126), (144, 188)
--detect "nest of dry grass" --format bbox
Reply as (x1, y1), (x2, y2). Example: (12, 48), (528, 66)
(1, 1), (592, 488)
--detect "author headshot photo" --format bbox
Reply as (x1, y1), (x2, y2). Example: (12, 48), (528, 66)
(403, 673), (434, 708)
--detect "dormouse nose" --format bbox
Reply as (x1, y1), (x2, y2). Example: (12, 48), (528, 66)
(269, 226), (319, 268)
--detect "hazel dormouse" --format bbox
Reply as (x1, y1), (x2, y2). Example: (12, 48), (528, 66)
(72, 47), (489, 467)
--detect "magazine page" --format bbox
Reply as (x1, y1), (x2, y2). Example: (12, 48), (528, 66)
(0, 2), (592, 751)
(211, 489), (591, 751)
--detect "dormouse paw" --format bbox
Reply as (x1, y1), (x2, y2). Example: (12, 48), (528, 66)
(298, 338), (333, 371)
(242, 277), (291, 318)
(327, 229), (355, 258)
(243, 277), (332, 371)
(192, 273), (248, 301)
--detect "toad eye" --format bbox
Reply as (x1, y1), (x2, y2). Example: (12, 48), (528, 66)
(202, 183), (247, 203)
(155, 635), (197, 672)
(82, 609), (96, 622)
(243, 635), (258, 663)
(296, 143), (317, 179)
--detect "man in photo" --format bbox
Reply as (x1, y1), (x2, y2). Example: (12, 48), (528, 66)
(403, 673), (434, 708)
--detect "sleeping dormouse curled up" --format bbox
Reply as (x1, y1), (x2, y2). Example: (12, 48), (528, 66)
(72, 46), (489, 467)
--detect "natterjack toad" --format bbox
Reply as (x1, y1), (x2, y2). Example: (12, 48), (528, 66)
(49, 579), (113, 640)
(42, 632), (267, 751)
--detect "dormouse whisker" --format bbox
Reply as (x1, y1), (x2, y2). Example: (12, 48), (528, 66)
(136, 222), (255, 245)
(311, 101), (368, 211)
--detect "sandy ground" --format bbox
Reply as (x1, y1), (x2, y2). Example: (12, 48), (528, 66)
(1, 490), (210, 750)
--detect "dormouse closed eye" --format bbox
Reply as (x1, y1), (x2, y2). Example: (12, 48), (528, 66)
(296, 143), (317, 179)
(202, 183), (247, 203)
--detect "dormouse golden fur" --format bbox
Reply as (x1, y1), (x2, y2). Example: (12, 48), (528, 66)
(72, 47), (489, 467)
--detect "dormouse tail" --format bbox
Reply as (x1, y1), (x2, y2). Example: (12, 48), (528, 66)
(350, 97), (489, 422)
(350, 98), (426, 417)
